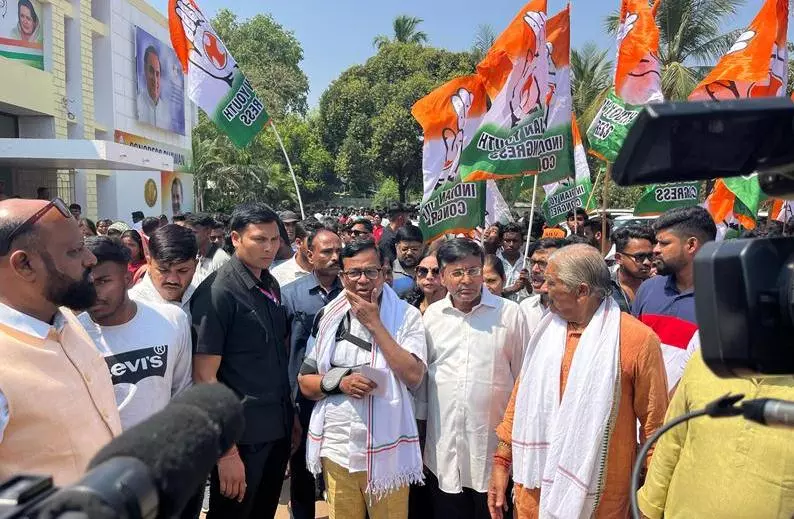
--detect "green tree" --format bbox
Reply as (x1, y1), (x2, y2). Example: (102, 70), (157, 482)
(373, 177), (400, 207)
(211, 9), (309, 116)
(471, 24), (497, 62)
(318, 43), (477, 201)
(605, 0), (745, 100)
(373, 15), (429, 49)
(571, 43), (614, 131)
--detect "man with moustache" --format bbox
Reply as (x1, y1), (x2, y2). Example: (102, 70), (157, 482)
(192, 202), (299, 519)
(610, 225), (655, 312)
(421, 239), (528, 518)
(298, 239), (426, 518)
(129, 224), (198, 316)
(392, 224), (424, 296)
(519, 238), (565, 334)
(632, 206), (716, 390)
(282, 226), (343, 519)
(78, 237), (192, 430)
(0, 198), (121, 485)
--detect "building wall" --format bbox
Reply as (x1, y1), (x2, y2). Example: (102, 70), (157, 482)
(0, 0), (195, 222)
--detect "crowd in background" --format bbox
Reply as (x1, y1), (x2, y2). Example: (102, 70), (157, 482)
(3, 193), (794, 519)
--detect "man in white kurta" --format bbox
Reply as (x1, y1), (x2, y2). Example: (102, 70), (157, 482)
(419, 238), (529, 518)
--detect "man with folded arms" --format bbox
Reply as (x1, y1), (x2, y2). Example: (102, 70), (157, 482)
(298, 239), (427, 519)
(488, 244), (668, 519)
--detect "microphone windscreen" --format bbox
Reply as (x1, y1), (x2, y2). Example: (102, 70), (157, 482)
(88, 384), (244, 517)
(168, 383), (245, 453)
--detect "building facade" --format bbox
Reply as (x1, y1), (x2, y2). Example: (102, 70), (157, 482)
(0, 0), (196, 221)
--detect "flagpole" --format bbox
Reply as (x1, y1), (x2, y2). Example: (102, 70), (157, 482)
(523, 174), (539, 268)
(601, 163), (611, 255)
(585, 166), (602, 210)
(270, 120), (306, 220)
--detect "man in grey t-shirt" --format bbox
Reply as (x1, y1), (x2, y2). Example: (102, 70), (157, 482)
(79, 237), (192, 429)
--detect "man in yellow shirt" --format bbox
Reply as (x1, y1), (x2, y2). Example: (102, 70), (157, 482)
(638, 349), (794, 518)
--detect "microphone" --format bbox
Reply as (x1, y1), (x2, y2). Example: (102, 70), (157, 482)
(742, 398), (794, 428)
(35, 384), (244, 519)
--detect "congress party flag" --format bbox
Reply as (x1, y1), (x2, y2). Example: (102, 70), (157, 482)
(412, 75), (489, 203)
(419, 180), (487, 243)
(542, 115), (594, 225)
(169, 0), (270, 148)
(694, 0), (788, 229)
(587, 0), (663, 163)
(459, 0), (561, 183)
(634, 182), (701, 216)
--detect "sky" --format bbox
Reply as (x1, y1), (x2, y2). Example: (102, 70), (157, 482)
(150, 0), (766, 108)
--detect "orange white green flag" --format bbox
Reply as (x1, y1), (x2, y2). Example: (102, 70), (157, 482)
(412, 75), (489, 241)
(587, 0), (663, 162)
(695, 0), (788, 229)
(458, 0), (561, 183)
(169, 0), (270, 148)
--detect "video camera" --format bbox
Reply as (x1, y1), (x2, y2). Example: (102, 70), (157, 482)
(612, 96), (794, 378)
(0, 384), (244, 519)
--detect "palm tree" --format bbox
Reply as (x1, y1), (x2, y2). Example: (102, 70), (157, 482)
(373, 15), (428, 49)
(471, 24), (497, 61)
(605, 0), (745, 100)
(571, 43), (614, 131)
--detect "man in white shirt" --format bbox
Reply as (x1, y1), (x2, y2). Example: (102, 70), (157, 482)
(497, 223), (530, 303)
(420, 238), (528, 519)
(519, 238), (566, 335)
(272, 219), (316, 288)
(136, 45), (172, 129)
(79, 236), (192, 429)
(183, 213), (230, 290)
(130, 224), (197, 315)
(298, 239), (427, 519)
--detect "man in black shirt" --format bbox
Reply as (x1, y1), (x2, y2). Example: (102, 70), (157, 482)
(192, 202), (298, 519)
(378, 201), (410, 258)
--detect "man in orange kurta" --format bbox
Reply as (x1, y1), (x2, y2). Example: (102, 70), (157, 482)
(488, 244), (669, 519)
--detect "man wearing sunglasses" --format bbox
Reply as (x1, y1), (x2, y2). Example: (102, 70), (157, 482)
(0, 198), (122, 485)
(610, 225), (656, 313)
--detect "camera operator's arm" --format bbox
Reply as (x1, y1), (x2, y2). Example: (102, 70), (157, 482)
(636, 353), (693, 519)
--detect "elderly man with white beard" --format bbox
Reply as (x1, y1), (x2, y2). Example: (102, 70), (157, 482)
(488, 244), (669, 519)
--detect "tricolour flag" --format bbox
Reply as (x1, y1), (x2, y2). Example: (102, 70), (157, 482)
(411, 75), (488, 203)
(634, 182), (701, 216)
(587, 0), (663, 163)
(458, 0), (559, 183)
(169, 0), (270, 148)
(695, 0), (788, 229)
(412, 75), (489, 241)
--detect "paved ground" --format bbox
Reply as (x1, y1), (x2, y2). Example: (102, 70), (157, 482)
(200, 480), (329, 519)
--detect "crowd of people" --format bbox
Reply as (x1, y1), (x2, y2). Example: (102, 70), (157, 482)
(1, 194), (794, 519)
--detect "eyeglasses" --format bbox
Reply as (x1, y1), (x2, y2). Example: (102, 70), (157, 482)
(0, 198), (72, 256)
(448, 267), (483, 280)
(416, 266), (439, 279)
(621, 251), (654, 263)
(350, 230), (371, 237)
(341, 268), (382, 280)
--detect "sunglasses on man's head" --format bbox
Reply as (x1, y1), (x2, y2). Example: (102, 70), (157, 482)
(0, 198), (72, 256)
